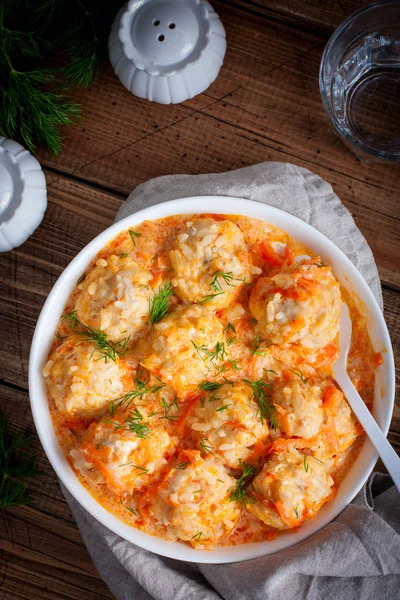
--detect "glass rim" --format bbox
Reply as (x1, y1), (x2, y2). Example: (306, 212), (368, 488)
(319, 0), (400, 161)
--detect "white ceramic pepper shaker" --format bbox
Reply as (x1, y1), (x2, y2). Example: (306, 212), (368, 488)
(109, 0), (226, 104)
(0, 137), (47, 252)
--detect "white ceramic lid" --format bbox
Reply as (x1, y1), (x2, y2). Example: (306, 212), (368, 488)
(109, 0), (226, 104)
(0, 137), (47, 252)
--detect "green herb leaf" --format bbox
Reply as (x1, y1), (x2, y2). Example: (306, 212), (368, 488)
(0, 415), (40, 509)
(176, 462), (189, 470)
(288, 369), (309, 383)
(149, 281), (174, 326)
(229, 460), (255, 506)
(199, 437), (214, 456)
(129, 229), (141, 246)
(77, 273), (86, 285)
(243, 374), (276, 429)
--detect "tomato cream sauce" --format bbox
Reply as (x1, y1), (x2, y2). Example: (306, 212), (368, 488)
(46, 214), (380, 549)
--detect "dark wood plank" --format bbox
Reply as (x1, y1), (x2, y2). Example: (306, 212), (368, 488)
(229, 0), (371, 34)
(31, 3), (400, 287)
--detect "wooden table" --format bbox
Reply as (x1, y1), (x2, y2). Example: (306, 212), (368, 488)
(1, 1), (399, 598)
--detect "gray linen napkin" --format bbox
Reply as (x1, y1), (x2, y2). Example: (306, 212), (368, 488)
(62, 162), (399, 600)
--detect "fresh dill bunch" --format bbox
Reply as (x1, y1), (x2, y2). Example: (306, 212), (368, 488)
(149, 281), (174, 326)
(0, 0), (109, 154)
(0, 414), (40, 509)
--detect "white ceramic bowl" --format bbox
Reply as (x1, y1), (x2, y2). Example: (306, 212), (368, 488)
(29, 196), (395, 563)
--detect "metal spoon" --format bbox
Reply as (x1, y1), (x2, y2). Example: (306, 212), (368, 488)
(333, 303), (400, 492)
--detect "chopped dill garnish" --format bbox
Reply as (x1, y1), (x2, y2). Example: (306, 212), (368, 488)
(69, 428), (79, 438)
(207, 341), (227, 365)
(227, 359), (240, 371)
(119, 463), (148, 475)
(249, 318), (258, 326)
(191, 341), (208, 360)
(199, 291), (225, 304)
(288, 369), (309, 383)
(62, 310), (78, 329)
(224, 322), (237, 335)
(226, 335), (238, 346)
(210, 270), (244, 292)
(243, 372), (276, 428)
(177, 462), (189, 470)
(79, 324), (130, 363)
(196, 380), (223, 392)
(77, 273), (86, 285)
(229, 460), (255, 506)
(294, 506), (299, 518)
(119, 252), (129, 258)
(199, 437), (214, 455)
(159, 398), (179, 421)
(55, 332), (67, 343)
(252, 332), (274, 356)
(125, 409), (150, 439)
(191, 532), (202, 542)
(149, 281), (174, 326)
(62, 312), (129, 362)
(303, 455), (309, 473)
(110, 370), (164, 415)
(193, 489), (202, 494)
(150, 254), (159, 262)
(126, 506), (138, 516)
(216, 403), (231, 412)
(0, 415), (40, 509)
(129, 229), (141, 246)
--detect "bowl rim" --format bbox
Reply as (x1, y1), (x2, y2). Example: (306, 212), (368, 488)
(29, 195), (395, 564)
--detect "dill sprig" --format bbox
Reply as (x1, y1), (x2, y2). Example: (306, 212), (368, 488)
(196, 380), (223, 392)
(0, 414), (40, 509)
(199, 291), (225, 304)
(243, 372), (276, 428)
(110, 371), (164, 415)
(224, 322), (237, 335)
(303, 455), (309, 473)
(125, 409), (150, 439)
(288, 369), (309, 383)
(77, 273), (86, 285)
(252, 332), (274, 356)
(129, 230), (141, 247)
(63, 310), (79, 329)
(191, 532), (202, 542)
(199, 437), (214, 455)
(149, 281), (174, 326)
(229, 460), (255, 506)
(176, 462), (189, 470)
(62, 311), (130, 362)
(210, 271), (243, 291)
(159, 398), (179, 421)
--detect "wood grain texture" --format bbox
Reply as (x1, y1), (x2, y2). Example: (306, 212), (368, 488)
(229, 0), (371, 33)
(0, 2), (399, 599)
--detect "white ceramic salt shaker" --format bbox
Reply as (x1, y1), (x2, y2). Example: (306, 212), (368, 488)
(0, 137), (47, 252)
(109, 0), (226, 104)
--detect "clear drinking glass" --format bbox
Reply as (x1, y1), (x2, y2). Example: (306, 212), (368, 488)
(320, 1), (400, 161)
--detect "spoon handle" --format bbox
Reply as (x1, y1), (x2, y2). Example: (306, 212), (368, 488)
(336, 369), (400, 492)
